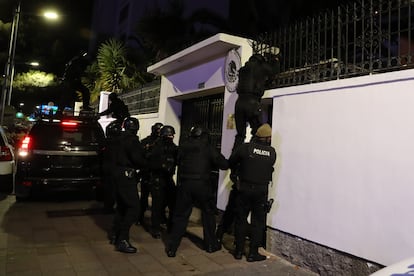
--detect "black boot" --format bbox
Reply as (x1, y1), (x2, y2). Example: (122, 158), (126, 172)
(116, 240), (137, 253)
(108, 231), (118, 245)
(233, 250), (243, 260)
(247, 252), (266, 262)
(206, 243), (222, 253)
(216, 225), (224, 244)
(165, 247), (176, 257)
(151, 230), (161, 239)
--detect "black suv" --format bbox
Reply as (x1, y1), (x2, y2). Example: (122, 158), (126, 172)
(15, 115), (105, 200)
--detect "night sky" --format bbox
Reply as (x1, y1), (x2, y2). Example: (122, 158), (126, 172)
(0, 0), (355, 76)
(0, 0), (94, 76)
(0, 0), (358, 112)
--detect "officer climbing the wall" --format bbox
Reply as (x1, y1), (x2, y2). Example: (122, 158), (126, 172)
(233, 53), (279, 152)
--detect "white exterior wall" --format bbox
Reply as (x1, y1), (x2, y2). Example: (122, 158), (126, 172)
(151, 55), (240, 201)
(147, 33), (254, 210)
(145, 33), (414, 266)
(264, 68), (414, 266)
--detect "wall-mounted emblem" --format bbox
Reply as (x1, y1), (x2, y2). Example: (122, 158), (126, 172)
(224, 49), (241, 93)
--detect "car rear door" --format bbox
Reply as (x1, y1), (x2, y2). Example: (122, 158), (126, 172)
(26, 121), (104, 180)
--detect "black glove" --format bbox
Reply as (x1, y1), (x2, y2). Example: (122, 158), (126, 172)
(266, 199), (274, 213)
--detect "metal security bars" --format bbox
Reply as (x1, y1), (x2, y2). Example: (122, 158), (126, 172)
(119, 80), (160, 115)
(180, 94), (224, 149)
(254, 0), (414, 89)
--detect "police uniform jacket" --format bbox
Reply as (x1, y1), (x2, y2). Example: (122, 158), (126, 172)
(177, 137), (228, 181)
(102, 135), (121, 167)
(148, 138), (178, 177)
(99, 99), (130, 121)
(116, 132), (146, 171)
(229, 139), (276, 186)
(141, 134), (159, 153)
(237, 56), (279, 99)
(138, 134), (159, 178)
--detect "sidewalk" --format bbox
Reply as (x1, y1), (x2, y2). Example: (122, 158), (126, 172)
(0, 194), (317, 275)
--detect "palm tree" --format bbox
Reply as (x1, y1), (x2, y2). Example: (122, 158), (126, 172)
(97, 38), (128, 92)
(85, 38), (146, 103)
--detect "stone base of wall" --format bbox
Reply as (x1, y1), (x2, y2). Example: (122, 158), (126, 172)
(266, 228), (384, 276)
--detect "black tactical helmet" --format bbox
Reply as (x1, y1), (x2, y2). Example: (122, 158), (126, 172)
(160, 125), (175, 137)
(108, 92), (118, 101)
(151, 122), (164, 135)
(123, 117), (140, 132)
(190, 126), (209, 138)
(106, 121), (122, 138)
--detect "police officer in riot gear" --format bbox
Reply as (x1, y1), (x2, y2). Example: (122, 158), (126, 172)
(111, 116), (146, 253)
(165, 126), (229, 257)
(138, 122), (164, 225)
(229, 123), (276, 262)
(102, 122), (122, 213)
(62, 52), (92, 111)
(147, 125), (178, 239)
(233, 53), (279, 151)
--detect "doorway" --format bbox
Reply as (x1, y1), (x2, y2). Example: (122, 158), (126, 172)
(179, 94), (224, 149)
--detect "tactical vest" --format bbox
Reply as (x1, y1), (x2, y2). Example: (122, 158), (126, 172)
(238, 142), (276, 185)
(178, 139), (212, 180)
(237, 63), (257, 95)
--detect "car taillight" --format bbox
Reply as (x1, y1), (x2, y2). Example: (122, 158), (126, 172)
(22, 181), (32, 187)
(0, 145), (12, 161)
(61, 121), (78, 127)
(19, 136), (32, 157)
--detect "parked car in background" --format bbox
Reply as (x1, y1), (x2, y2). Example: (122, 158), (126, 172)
(15, 115), (106, 201)
(0, 126), (16, 194)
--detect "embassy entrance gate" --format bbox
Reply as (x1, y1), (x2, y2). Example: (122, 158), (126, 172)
(179, 93), (224, 199)
(179, 93), (224, 150)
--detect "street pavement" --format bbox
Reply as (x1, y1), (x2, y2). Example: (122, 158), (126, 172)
(0, 193), (318, 275)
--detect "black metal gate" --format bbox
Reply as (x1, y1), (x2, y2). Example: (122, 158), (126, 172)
(179, 94), (224, 149)
(179, 93), (224, 204)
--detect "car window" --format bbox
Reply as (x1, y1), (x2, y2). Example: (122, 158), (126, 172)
(29, 123), (104, 148)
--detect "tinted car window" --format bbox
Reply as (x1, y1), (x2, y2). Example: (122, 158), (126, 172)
(15, 118), (106, 200)
(29, 123), (104, 149)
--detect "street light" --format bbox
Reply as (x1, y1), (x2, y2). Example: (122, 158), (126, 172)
(28, 61), (40, 67)
(0, 2), (59, 125)
(43, 11), (59, 20)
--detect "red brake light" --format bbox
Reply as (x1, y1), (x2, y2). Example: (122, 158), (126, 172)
(22, 181), (32, 187)
(19, 136), (32, 157)
(0, 145), (12, 161)
(61, 121), (78, 127)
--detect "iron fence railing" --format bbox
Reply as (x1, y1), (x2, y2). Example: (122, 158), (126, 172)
(119, 80), (160, 115)
(253, 0), (414, 89)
